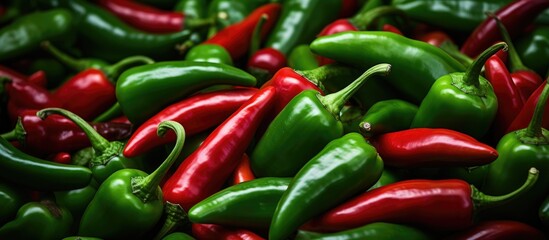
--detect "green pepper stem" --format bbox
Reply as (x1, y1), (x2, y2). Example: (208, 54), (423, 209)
(249, 14), (268, 59)
(525, 81), (549, 137)
(490, 13), (529, 72)
(103, 56), (154, 81)
(36, 108), (111, 153)
(0, 117), (25, 143)
(473, 167), (539, 210)
(153, 202), (187, 240)
(463, 42), (507, 87)
(133, 121), (186, 203)
(92, 102), (123, 123)
(439, 41), (474, 67)
(298, 63), (362, 93)
(319, 63), (391, 118)
(351, 6), (405, 30)
(40, 41), (91, 72)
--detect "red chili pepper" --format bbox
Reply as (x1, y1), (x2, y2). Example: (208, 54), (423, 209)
(191, 224), (265, 240)
(445, 220), (546, 240)
(302, 168), (539, 232)
(123, 88), (258, 158)
(247, 48), (287, 77)
(382, 24), (403, 35)
(231, 154), (255, 185)
(162, 86), (276, 211)
(0, 109), (133, 156)
(108, 115), (131, 124)
(3, 78), (62, 123)
(205, 3), (281, 61)
(485, 55), (525, 137)
(415, 31), (453, 47)
(96, 0), (209, 33)
(0, 65), (47, 87)
(460, 0), (549, 58)
(506, 80), (549, 133)
(52, 68), (116, 120)
(49, 152), (72, 164)
(369, 128), (498, 168)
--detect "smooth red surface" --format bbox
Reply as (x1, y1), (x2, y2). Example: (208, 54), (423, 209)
(506, 81), (549, 133)
(382, 24), (403, 35)
(5, 79), (62, 122)
(445, 220), (546, 240)
(247, 48), (287, 75)
(231, 154), (255, 185)
(0, 65), (46, 87)
(511, 71), (544, 99)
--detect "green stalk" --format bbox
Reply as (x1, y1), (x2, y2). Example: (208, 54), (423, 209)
(103, 56), (154, 81)
(525, 82), (549, 138)
(463, 42), (507, 87)
(490, 13), (530, 72)
(249, 14), (268, 59)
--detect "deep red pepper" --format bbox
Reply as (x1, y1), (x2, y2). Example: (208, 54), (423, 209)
(369, 128), (498, 168)
(204, 3), (281, 61)
(444, 220), (546, 240)
(506, 80), (549, 133)
(0, 65), (47, 87)
(162, 86), (276, 211)
(460, 0), (549, 58)
(123, 88), (258, 158)
(191, 224), (265, 240)
(415, 31), (453, 47)
(0, 109), (133, 156)
(247, 48), (287, 79)
(303, 168), (538, 232)
(231, 154), (255, 185)
(382, 23), (403, 35)
(3, 78), (62, 123)
(52, 68), (116, 121)
(49, 152), (72, 164)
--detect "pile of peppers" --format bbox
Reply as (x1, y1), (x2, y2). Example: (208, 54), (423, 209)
(1, 0), (549, 239)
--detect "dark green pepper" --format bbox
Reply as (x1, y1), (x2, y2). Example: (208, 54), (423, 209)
(358, 99), (418, 137)
(251, 64), (391, 177)
(37, 108), (145, 183)
(116, 61), (256, 124)
(296, 222), (431, 240)
(54, 184), (97, 224)
(411, 42), (505, 139)
(184, 44), (233, 65)
(0, 9), (74, 61)
(189, 177), (290, 229)
(0, 181), (27, 225)
(78, 121), (186, 239)
(162, 232), (195, 240)
(269, 132), (384, 240)
(0, 200), (73, 240)
(287, 44), (319, 71)
(309, 31), (466, 104)
(368, 168), (400, 190)
(541, 195), (549, 228)
(515, 26), (549, 77)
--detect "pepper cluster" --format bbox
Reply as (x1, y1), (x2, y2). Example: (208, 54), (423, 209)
(0, 0), (548, 239)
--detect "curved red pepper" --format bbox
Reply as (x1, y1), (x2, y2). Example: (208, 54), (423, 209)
(0, 65), (47, 87)
(506, 80), (549, 133)
(162, 86), (276, 211)
(445, 220), (546, 240)
(231, 154), (255, 185)
(4, 79), (62, 123)
(460, 0), (549, 58)
(205, 3), (281, 61)
(123, 88), (258, 158)
(512, 73), (544, 99)
(369, 128), (498, 168)
(191, 224), (265, 240)
(52, 68), (116, 120)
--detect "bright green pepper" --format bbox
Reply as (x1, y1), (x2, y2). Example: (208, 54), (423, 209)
(116, 61), (256, 124)
(296, 222), (431, 240)
(482, 81), (549, 225)
(287, 44), (319, 71)
(411, 42), (505, 139)
(189, 177), (290, 229)
(515, 26), (549, 77)
(251, 64), (391, 177)
(269, 132), (384, 240)
(309, 31), (466, 104)
(0, 181), (27, 225)
(37, 108), (145, 183)
(185, 44), (233, 65)
(0, 200), (73, 240)
(358, 99), (418, 137)
(78, 121), (186, 239)
(0, 9), (74, 61)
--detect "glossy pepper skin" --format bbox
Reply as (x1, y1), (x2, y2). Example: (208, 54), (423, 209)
(191, 223), (264, 240)
(124, 88), (257, 158)
(411, 43), (505, 139)
(37, 108), (144, 184)
(445, 220), (546, 240)
(288, 44), (319, 71)
(296, 222), (431, 240)
(185, 44), (233, 65)
(357, 99), (418, 137)
(3, 77), (62, 123)
(482, 82), (549, 225)
(370, 128), (498, 168)
(78, 121), (186, 239)
(207, 0), (271, 33)
(0, 136), (92, 191)
(251, 64), (391, 177)
(0, 200), (73, 240)
(189, 177), (290, 229)
(0, 181), (27, 225)
(0, 9), (73, 61)
(269, 132), (383, 240)
(310, 31), (465, 104)
(0, 65), (47, 87)
(54, 184), (97, 223)
(515, 26), (549, 80)
(231, 154), (255, 185)
(116, 61), (256, 124)
(506, 81), (549, 133)
(162, 86), (276, 211)
(303, 168), (538, 232)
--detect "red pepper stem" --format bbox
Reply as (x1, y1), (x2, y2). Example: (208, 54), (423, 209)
(153, 202), (187, 240)
(490, 13), (529, 72)
(463, 42), (508, 87)
(350, 6), (405, 30)
(525, 81), (549, 138)
(319, 63), (391, 119)
(473, 167), (539, 210)
(103, 56), (154, 81)
(0, 117), (25, 143)
(133, 121), (186, 203)
(36, 108), (111, 153)
(40, 41), (90, 72)
(92, 102), (123, 123)
(249, 14), (268, 59)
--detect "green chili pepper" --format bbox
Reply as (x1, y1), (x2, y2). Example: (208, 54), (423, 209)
(0, 200), (73, 240)
(116, 61), (256, 124)
(189, 177), (290, 229)
(37, 108), (145, 183)
(515, 26), (549, 77)
(358, 99), (418, 137)
(251, 64), (391, 177)
(185, 44), (233, 65)
(482, 81), (549, 225)
(0, 8), (74, 61)
(54, 184), (97, 224)
(410, 42), (505, 139)
(269, 132), (384, 240)
(287, 44), (319, 71)
(78, 121), (186, 239)
(174, 0), (209, 55)
(207, 0), (270, 34)
(309, 31), (466, 104)
(296, 222), (431, 240)
(162, 232), (195, 240)
(0, 181), (27, 225)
